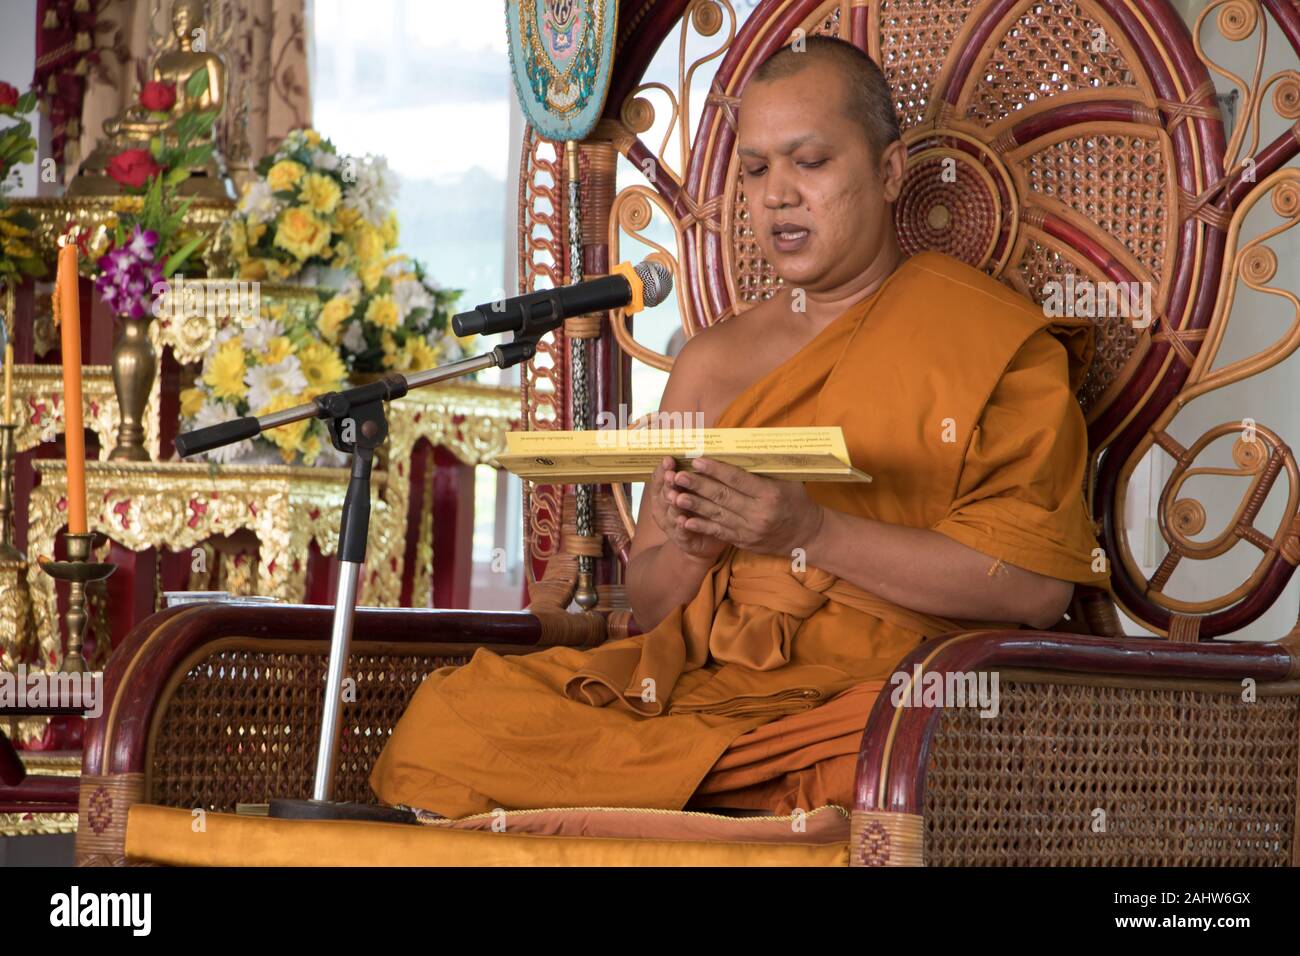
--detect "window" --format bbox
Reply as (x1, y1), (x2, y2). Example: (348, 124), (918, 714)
(313, 0), (522, 607)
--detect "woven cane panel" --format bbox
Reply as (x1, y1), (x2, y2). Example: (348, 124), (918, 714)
(1015, 236), (1135, 412)
(878, 0), (977, 130)
(923, 679), (1300, 866)
(148, 648), (470, 811)
(732, 175), (784, 306)
(966, 0), (1136, 124)
(1023, 132), (1170, 282)
(810, 2), (842, 37)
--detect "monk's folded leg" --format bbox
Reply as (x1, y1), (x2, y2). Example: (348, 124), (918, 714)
(370, 645), (770, 817)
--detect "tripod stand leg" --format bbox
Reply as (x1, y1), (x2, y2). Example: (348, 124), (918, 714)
(314, 559), (361, 801)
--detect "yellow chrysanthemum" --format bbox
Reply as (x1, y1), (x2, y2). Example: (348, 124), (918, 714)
(246, 220), (267, 245)
(227, 219), (248, 259)
(300, 432), (322, 464)
(274, 206), (330, 261)
(317, 293), (355, 343)
(303, 129), (322, 146)
(2, 240), (35, 258)
(364, 294), (400, 331)
(380, 210), (400, 248)
(297, 339), (347, 390)
(351, 224), (384, 265)
(380, 332), (413, 371)
(203, 339), (247, 401)
(256, 393), (312, 462)
(405, 337), (439, 371)
(263, 336), (294, 366)
(359, 258), (386, 292)
(179, 387), (205, 418)
(334, 205), (361, 232)
(267, 159), (306, 193)
(300, 172), (341, 216)
(0, 217), (29, 237)
(238, 258), (267, 281)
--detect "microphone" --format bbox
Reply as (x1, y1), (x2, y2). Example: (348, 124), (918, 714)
(451, 258), (672, 337)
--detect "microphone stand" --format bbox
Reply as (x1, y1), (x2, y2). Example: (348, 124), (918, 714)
(175, 336), (541, 823)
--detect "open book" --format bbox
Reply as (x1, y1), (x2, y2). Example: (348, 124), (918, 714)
(496, 426), (870, 483)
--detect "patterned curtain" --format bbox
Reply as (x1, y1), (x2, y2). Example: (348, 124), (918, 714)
(76, 0), (311, 188)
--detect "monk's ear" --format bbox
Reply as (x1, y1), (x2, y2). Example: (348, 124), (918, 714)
(878, 139), (908, 203)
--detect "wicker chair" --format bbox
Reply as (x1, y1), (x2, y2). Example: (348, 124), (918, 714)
(76, 0), (1300, 866)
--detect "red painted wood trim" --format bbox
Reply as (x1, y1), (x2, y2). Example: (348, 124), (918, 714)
(0, 774), (79, 804)
(854, 629), (1297, 816)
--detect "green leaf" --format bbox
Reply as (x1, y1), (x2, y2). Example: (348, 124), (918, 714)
(149, 137), (163, 159)
(171, 113), (197, 145)
(164, 167), (190, 188)
(163, 234), (205, 277)
(185, 67), (210, 102)
(190, 111), (217, 139)
(15, 92), (36, 114)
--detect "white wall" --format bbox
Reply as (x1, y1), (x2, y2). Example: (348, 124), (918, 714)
(0, 0), (45, 197)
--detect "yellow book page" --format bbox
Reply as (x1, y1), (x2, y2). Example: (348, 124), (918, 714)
(498, 427), (870, 483)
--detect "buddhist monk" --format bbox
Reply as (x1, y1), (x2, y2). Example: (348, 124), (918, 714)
(370, 35), (1109, 818)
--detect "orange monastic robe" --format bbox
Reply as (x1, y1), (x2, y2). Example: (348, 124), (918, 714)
(370, 251), (1109, 817)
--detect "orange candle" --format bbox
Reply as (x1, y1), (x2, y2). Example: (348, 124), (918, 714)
(54, 244), (88, 534)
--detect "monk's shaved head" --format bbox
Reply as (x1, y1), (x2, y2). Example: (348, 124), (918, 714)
(753, 36), (901, 158)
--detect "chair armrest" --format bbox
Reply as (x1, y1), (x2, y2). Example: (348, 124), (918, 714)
(851, 629), (1300, 867)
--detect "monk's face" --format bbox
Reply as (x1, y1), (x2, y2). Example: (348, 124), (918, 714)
(737, 60), (904, 292)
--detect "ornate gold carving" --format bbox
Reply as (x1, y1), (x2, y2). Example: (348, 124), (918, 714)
(25, 460), (388, 669)
(0, 812), (78, 838)
(0, 559), (34, 671)
(6, 196), (235, 271)
(14, 364), (160, 461)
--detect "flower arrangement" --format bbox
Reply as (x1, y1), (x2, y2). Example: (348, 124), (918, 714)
(316, 255), (465, 374)
(224, 128), (400, 288)
(180, 301), (349, 466)
(0, 81), (45, 289)
(91, 69), (219, 318)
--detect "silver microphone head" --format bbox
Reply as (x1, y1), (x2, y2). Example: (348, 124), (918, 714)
(633, 259), (673, 309)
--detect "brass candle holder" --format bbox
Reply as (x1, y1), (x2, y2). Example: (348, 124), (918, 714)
(0, 423), (21, 562)
(39, 532), (115, 674)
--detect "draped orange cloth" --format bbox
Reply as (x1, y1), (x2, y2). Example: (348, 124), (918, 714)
(370, 252), (1109, 818)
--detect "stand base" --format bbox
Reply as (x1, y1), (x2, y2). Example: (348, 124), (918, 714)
(268, 797), (418, 825)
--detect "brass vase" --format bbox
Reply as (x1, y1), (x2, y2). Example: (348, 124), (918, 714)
(109, 314), (156, 461)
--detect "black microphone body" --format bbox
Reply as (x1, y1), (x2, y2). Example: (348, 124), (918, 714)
(452, 259), (671, 337)
(453, 274), (633, 338)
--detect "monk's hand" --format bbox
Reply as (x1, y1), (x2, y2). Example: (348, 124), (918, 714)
(649, 456), (729, 564)
(669, 457), (825, 558)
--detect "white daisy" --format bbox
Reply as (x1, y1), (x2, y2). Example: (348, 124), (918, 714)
(311, 149), (340, 172)
(241, 316), (285, 352)
(245, 356), (308, 412)
(348, 155), (398, 226)
(391, 276), (433, 322)
(341, 320), (367, 354)
(193, 401), (252, 465)
(238, 180), (281, 225)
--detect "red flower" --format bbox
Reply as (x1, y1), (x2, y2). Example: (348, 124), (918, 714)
(0, 82), (18, 108)
(138, 81), (176, 113)
(106, 149), (163, 189)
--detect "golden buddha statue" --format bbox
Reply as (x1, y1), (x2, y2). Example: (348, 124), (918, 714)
(69, 0), (233, 199)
